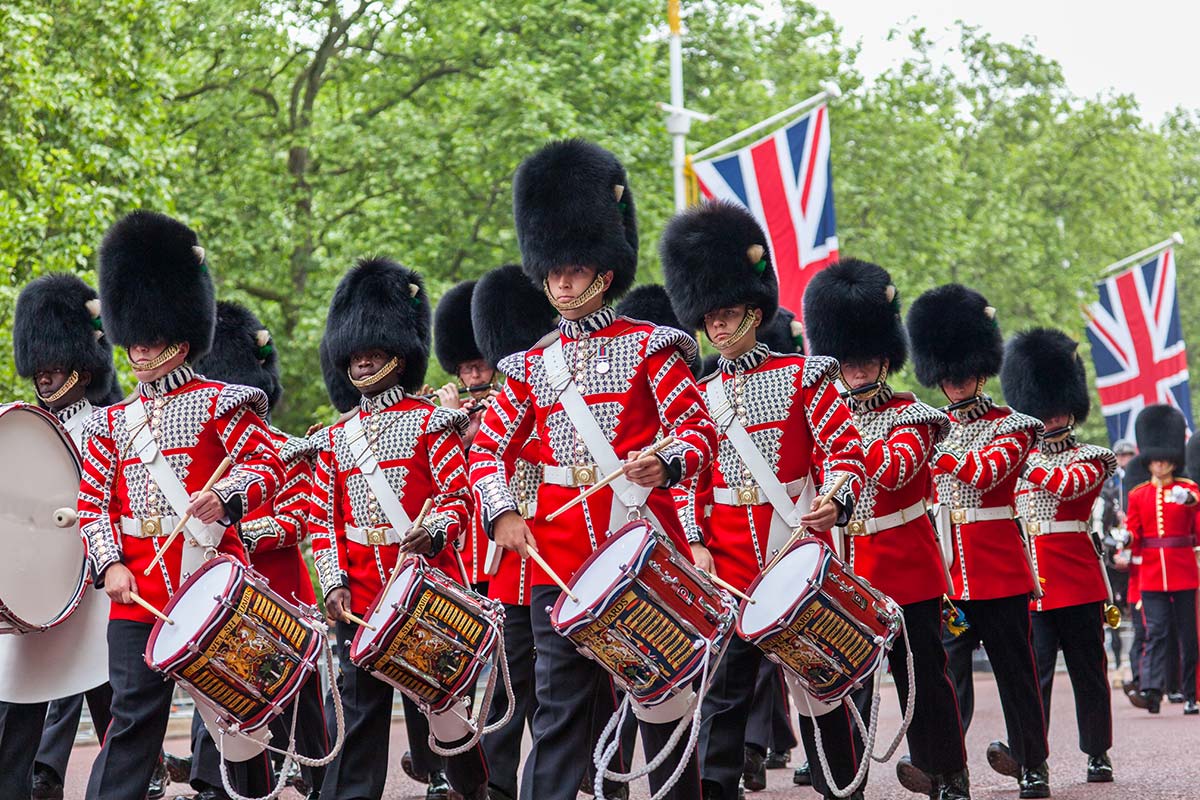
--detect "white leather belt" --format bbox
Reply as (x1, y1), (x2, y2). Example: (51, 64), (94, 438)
(714, 479), (809, 508)
(346, 525), (402, 547)
(1026, 519), (1088, 536)
(518, 500), (538, 520)
(843, 500), (928, 536)
(949, 506), (1014, 525)
(121, 516), (183, 539)
(543, 464), (601, 488)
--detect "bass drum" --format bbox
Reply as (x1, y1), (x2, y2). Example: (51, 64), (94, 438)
(0, 402), (110, 702)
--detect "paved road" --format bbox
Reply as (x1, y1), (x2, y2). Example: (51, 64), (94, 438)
(62, 674), (1196, 799)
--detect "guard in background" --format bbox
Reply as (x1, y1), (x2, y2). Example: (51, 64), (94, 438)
(907, 284), (1050, 799)
(1002, 328), (1116, 783)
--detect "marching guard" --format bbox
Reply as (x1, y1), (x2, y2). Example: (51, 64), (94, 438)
(1124, 404), (1200, 715)
(77, 211), (286, 800)
(309, 257), (490, 800)
(907, 284), (1050, 799)
(0, 273), (121, 800)
(1000, 327), (1116, 783)
(803, 259), (970, 800)
(190, 301), (330, 799)
(660, 201), (866, 800)
(469, 139), (717, 800)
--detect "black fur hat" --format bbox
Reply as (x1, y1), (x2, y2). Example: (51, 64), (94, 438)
(617, 284), (686, 332)
(434, 280), (483, 373)
(320, 336), (360, 414)
(1135, 404), (1187, 471)
(322, 257), (431, 393)
(513, 139), (638, 298)
(803, 259), (906, 370)
(194, 301), (282, 411)
(13, 273), (118, 406)
(661, 200), (778, 332)
(98, 210), (215, 358)
(999, 328), (1089, 424)
(759, 306), (805, 354)
(907, 283), (1003, 388)
(471, 263), (559, 368)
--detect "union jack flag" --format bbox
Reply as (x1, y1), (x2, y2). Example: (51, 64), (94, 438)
(691, 104), (837, 319)
(1084, 248), (1193, 444)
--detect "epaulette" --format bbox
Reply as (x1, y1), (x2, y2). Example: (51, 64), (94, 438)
(427, 405), (470, 436)
(215, 383), (270, 419)
(896, 400), (952, 441)
(496, 350), (528, 380)
(1074, 444), (1117, 480)
(801, 355), (840, 388)
(82, 405), (113, 438)
(995, 408), (1044, 438)
(644, 325), (699, 365)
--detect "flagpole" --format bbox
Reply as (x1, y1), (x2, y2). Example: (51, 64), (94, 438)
(693, 80), (842, 162)
(1101, 232), (1184, 275)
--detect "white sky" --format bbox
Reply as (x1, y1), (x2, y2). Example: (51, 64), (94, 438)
(809, 0), (1198, 122)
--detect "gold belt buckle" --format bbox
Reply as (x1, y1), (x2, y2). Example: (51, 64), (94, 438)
(847, 520), (867, 535)
(366, 527), (388, 546)
(736, 486), (759, 506)
(1027, 521), (1042, 535)
(141, 517), (162, 537)
(571, 464), (597, 486)
(950, 509), (968, 525)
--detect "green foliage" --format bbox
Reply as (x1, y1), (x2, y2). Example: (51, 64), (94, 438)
(0, 1), (1196, 444)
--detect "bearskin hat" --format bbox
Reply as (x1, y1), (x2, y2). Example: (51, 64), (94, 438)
(320, 336), (360, 414)
(1135, 404), (1187, 471)
(513, 139), (638, 298)
(617, 284), (686, 332)
(759, 307), (805, 355)
(999, 328), (1089, 424)
(194, 301), (282, 411)
(98, 210), (215, 358)
(907, 283), (1003, 388)
(661, 200), (778, 332)
(433, 280), (483, 374)
(803, 259), (906, 370)
(13, 273), (118, 406)
(322, 257), (431, 393)
(471, 263), (558, 368)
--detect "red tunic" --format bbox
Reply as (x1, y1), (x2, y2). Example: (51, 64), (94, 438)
(77, 367), (285, 624)
(1127, 478), (1200, 593)
(240, 428), (318, 606)
(469, 308), (716, 588)
(842, 389), (950, 607)
(932, 398), (1041, 601)
(486, 449), (543, 607)
(309, 386), (472, 616)
(1017, 439), (1115, 611)
(696, 347), (865, 594)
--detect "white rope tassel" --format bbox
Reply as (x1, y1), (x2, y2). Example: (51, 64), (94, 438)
(802, 676), (878, 799)
(871, 617), (916, 762)
(428, 624), (515, 757)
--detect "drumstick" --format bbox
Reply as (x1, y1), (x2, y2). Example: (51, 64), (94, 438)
(130, 591), (174, 625)
(762, 472), (853, 575)
(144, 457), (234, 576)
(381, 498), (435, 598)
(526, 548), (578, 603)
(340, 611), (377, 631)
(545, 437), (675, 521)
(701, 570), (755, 604)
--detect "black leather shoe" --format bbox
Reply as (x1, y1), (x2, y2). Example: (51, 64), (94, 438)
(793, 761), (812, 786)
(743, 747), (767, 791)
(896, 754), (933, 795)
(765, 749), (790, 769)
(191, 788), (233, 800)
(163, 751), (192, 784)
(427, 770), (451, 800)
(31, 766), (64, 800)
(936, 767), (971, 800)
(1185, 700), (1199, 715)
(1125, 681), (1149, 709)
(701, 781), (721, 800)
(403, 750), (431, 784)
(1018, 762), (1050, 799)
(1168, 691), (1186, 703)
(1143, 689), (1162, 714)
(146, 756), (169, 800)
(1087, 754), (1113, 783)
(986, 741), (1020, 779)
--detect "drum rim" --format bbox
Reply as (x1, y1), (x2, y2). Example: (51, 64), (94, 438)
(737, 538), (827, 640)
(549, 518), (654, 631)
(145, 555), (242, 669)
(350, 555), (424, 661)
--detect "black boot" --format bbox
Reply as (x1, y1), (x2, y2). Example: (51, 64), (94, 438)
(792, 761), (812, 786)
(1168, 692), (1186, 704)
(426, 770), (450, 800)
(1086, 754), (1113, 783)
(191, 788), (233, 800)
(765, 749), (790, 769)
(31, 765), (64, 800)
(1018, 762), (1050, 799)
(742, 747), (767, 791)
(403, 750), (431, 784)
(985, 741), (1020, 779)
(895, 754), (933, 796)
(163, 751), (193, 784)
(1143, 689), (1162, 714)
(146, 755), (169, 800)
(1185, 700), (1199, 715)
(936, 767), (971, 800)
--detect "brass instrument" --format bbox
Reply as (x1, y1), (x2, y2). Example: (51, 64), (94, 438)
(1104, 603), (1122, 629)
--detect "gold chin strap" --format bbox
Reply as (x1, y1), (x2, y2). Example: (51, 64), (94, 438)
(127, 342), (182, 371)
(843, 362), (889, 402)
(40, 371), (80, 404)
(713, 308), (756, 353)
(1043, 415), (1075, 444)
(349, 356), (399, 389)
(544, 272), (606, 313)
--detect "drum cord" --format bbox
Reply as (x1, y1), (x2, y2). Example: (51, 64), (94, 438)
(217, 634), (348, 800)
(591, 647), (712, 800)
(859, 616), (915, 763)
(428, 625), (516, 757)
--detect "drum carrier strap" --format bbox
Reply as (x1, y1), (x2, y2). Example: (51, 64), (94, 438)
(343, 412), (414, 533)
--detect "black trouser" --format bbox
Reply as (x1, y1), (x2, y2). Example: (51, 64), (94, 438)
(1031, 602), (1112, 756)
(1131, 603), (1147, 683)
(483, 604), (538, 799)
(35, 684), (114, 782)
(402, 694), (440, 777)
(744, 657), (796, 756)
(521, 586), (702, 800)
(700, 635), (861, 800)
(85, 621), (176, 800)
(320, 621), (488, 799)
(1141, 589), (1199, 700)
(187, 709), (274, 795)
(943, 594), (1049, 769)
(0, 700), (49, 798)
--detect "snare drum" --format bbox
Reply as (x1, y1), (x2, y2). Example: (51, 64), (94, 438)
(551, 518), (737, 707)
(739, 539), (901, 704)
(351, 557), (503, 714)
(146, 555), (323, 733)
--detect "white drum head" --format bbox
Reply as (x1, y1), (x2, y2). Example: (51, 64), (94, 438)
(0, 404), (85, 628)
(354, 562), (416, 656)
(555, 525), (649, 625)
(150, 559), (235, 666)
(740, 541), (823, 638)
